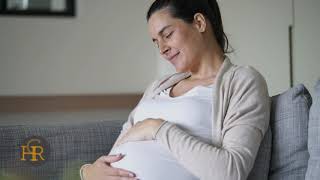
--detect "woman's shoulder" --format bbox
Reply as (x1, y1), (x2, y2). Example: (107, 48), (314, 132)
(226, 64), (269, 97)
(233, 65), (265, 81)
(216, 56), (266, 85)
(223, 60), (267, 86)
(217, 59), (269, 98)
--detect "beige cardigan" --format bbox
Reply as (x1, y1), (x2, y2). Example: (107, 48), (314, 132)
(112, 57), (270, 180)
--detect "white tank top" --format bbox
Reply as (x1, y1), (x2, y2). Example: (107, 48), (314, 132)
(110, 84), (214, 180)
(134, 83), (214, 143)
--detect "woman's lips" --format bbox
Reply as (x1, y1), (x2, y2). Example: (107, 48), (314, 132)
(168, 53), (179, 62)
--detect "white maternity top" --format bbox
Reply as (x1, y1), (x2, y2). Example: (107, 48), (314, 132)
(110, 83), (214, 180)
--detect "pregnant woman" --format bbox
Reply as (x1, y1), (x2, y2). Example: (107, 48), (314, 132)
(80, 0), (270, 180)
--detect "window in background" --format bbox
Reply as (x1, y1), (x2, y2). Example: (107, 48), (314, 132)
(0, 0), (75, 16)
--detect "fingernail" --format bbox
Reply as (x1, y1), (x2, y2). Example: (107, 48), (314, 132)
(129, 173), (135, 177)
(117, 153), (122, 157)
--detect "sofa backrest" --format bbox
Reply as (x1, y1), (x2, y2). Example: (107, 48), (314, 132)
(269, 84), (312, 180)
(0, 120), (124, 180)
(249, 84), (313, 180)
(305, 79), (320, 180)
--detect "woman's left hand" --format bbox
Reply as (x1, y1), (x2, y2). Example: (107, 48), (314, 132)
(114, 118), (165, 147)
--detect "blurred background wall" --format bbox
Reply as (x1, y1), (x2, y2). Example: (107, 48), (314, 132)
(0, 0), (319, 96)
(0, 0), (158, 96)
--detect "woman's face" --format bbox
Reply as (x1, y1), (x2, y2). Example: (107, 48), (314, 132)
(148, 8), (205, 73)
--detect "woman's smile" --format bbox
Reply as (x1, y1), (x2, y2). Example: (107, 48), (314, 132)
(168, 52), (180, 63)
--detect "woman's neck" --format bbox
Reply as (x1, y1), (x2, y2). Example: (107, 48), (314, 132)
(188, 46), (225, 81)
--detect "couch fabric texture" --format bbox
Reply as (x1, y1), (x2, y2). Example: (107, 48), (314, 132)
(305, 80), (320, 180)
(0, 120), (124, 180)
(269, 84), (312, 180)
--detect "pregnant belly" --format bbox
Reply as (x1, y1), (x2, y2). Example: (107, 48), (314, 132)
(109, 140), (198, 180)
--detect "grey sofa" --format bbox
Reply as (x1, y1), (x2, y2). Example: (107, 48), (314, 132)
(0, 80), (319, 180)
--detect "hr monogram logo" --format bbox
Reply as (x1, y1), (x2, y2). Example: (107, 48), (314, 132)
(20, 136), (50, 166)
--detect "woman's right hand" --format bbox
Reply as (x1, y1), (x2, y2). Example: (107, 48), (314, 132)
(82, 154), (138, 180)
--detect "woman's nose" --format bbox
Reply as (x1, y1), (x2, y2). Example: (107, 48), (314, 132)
(159, 42), (169, 55)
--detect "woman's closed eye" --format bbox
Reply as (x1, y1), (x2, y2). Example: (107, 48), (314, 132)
(152, 31), (174, 49)
(164, 31), (174, 39)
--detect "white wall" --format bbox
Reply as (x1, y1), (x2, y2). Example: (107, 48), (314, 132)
(293, 0), (320, 95)
(0, 0), (158, 96)
(1, 0), (318, 97)
(220, 0), (293, 96)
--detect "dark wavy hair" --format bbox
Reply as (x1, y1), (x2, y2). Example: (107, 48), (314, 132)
(147, 0), (231, 53)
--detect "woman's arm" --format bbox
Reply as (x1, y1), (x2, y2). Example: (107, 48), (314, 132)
(154, 68), (271, 180)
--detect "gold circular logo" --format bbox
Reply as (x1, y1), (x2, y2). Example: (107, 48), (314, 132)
(20, 136), (50, 166)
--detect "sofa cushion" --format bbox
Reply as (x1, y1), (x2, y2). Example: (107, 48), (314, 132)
(247, 127), (272, 180)
(306, 79), (320, 180)
(0, 120), (124, 180)
(269, 84), (312, 180)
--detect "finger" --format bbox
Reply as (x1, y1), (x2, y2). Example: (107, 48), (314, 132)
(98, 154), (125, 163)
(108, 176), (139, 180)
(106, 166), (136, 177)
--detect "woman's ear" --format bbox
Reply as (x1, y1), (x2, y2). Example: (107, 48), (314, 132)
(193, 13), (207, 33)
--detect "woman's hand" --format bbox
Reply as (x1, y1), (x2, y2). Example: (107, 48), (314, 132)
(114, 118), (165, 147)
(82, 154), (138, 180)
